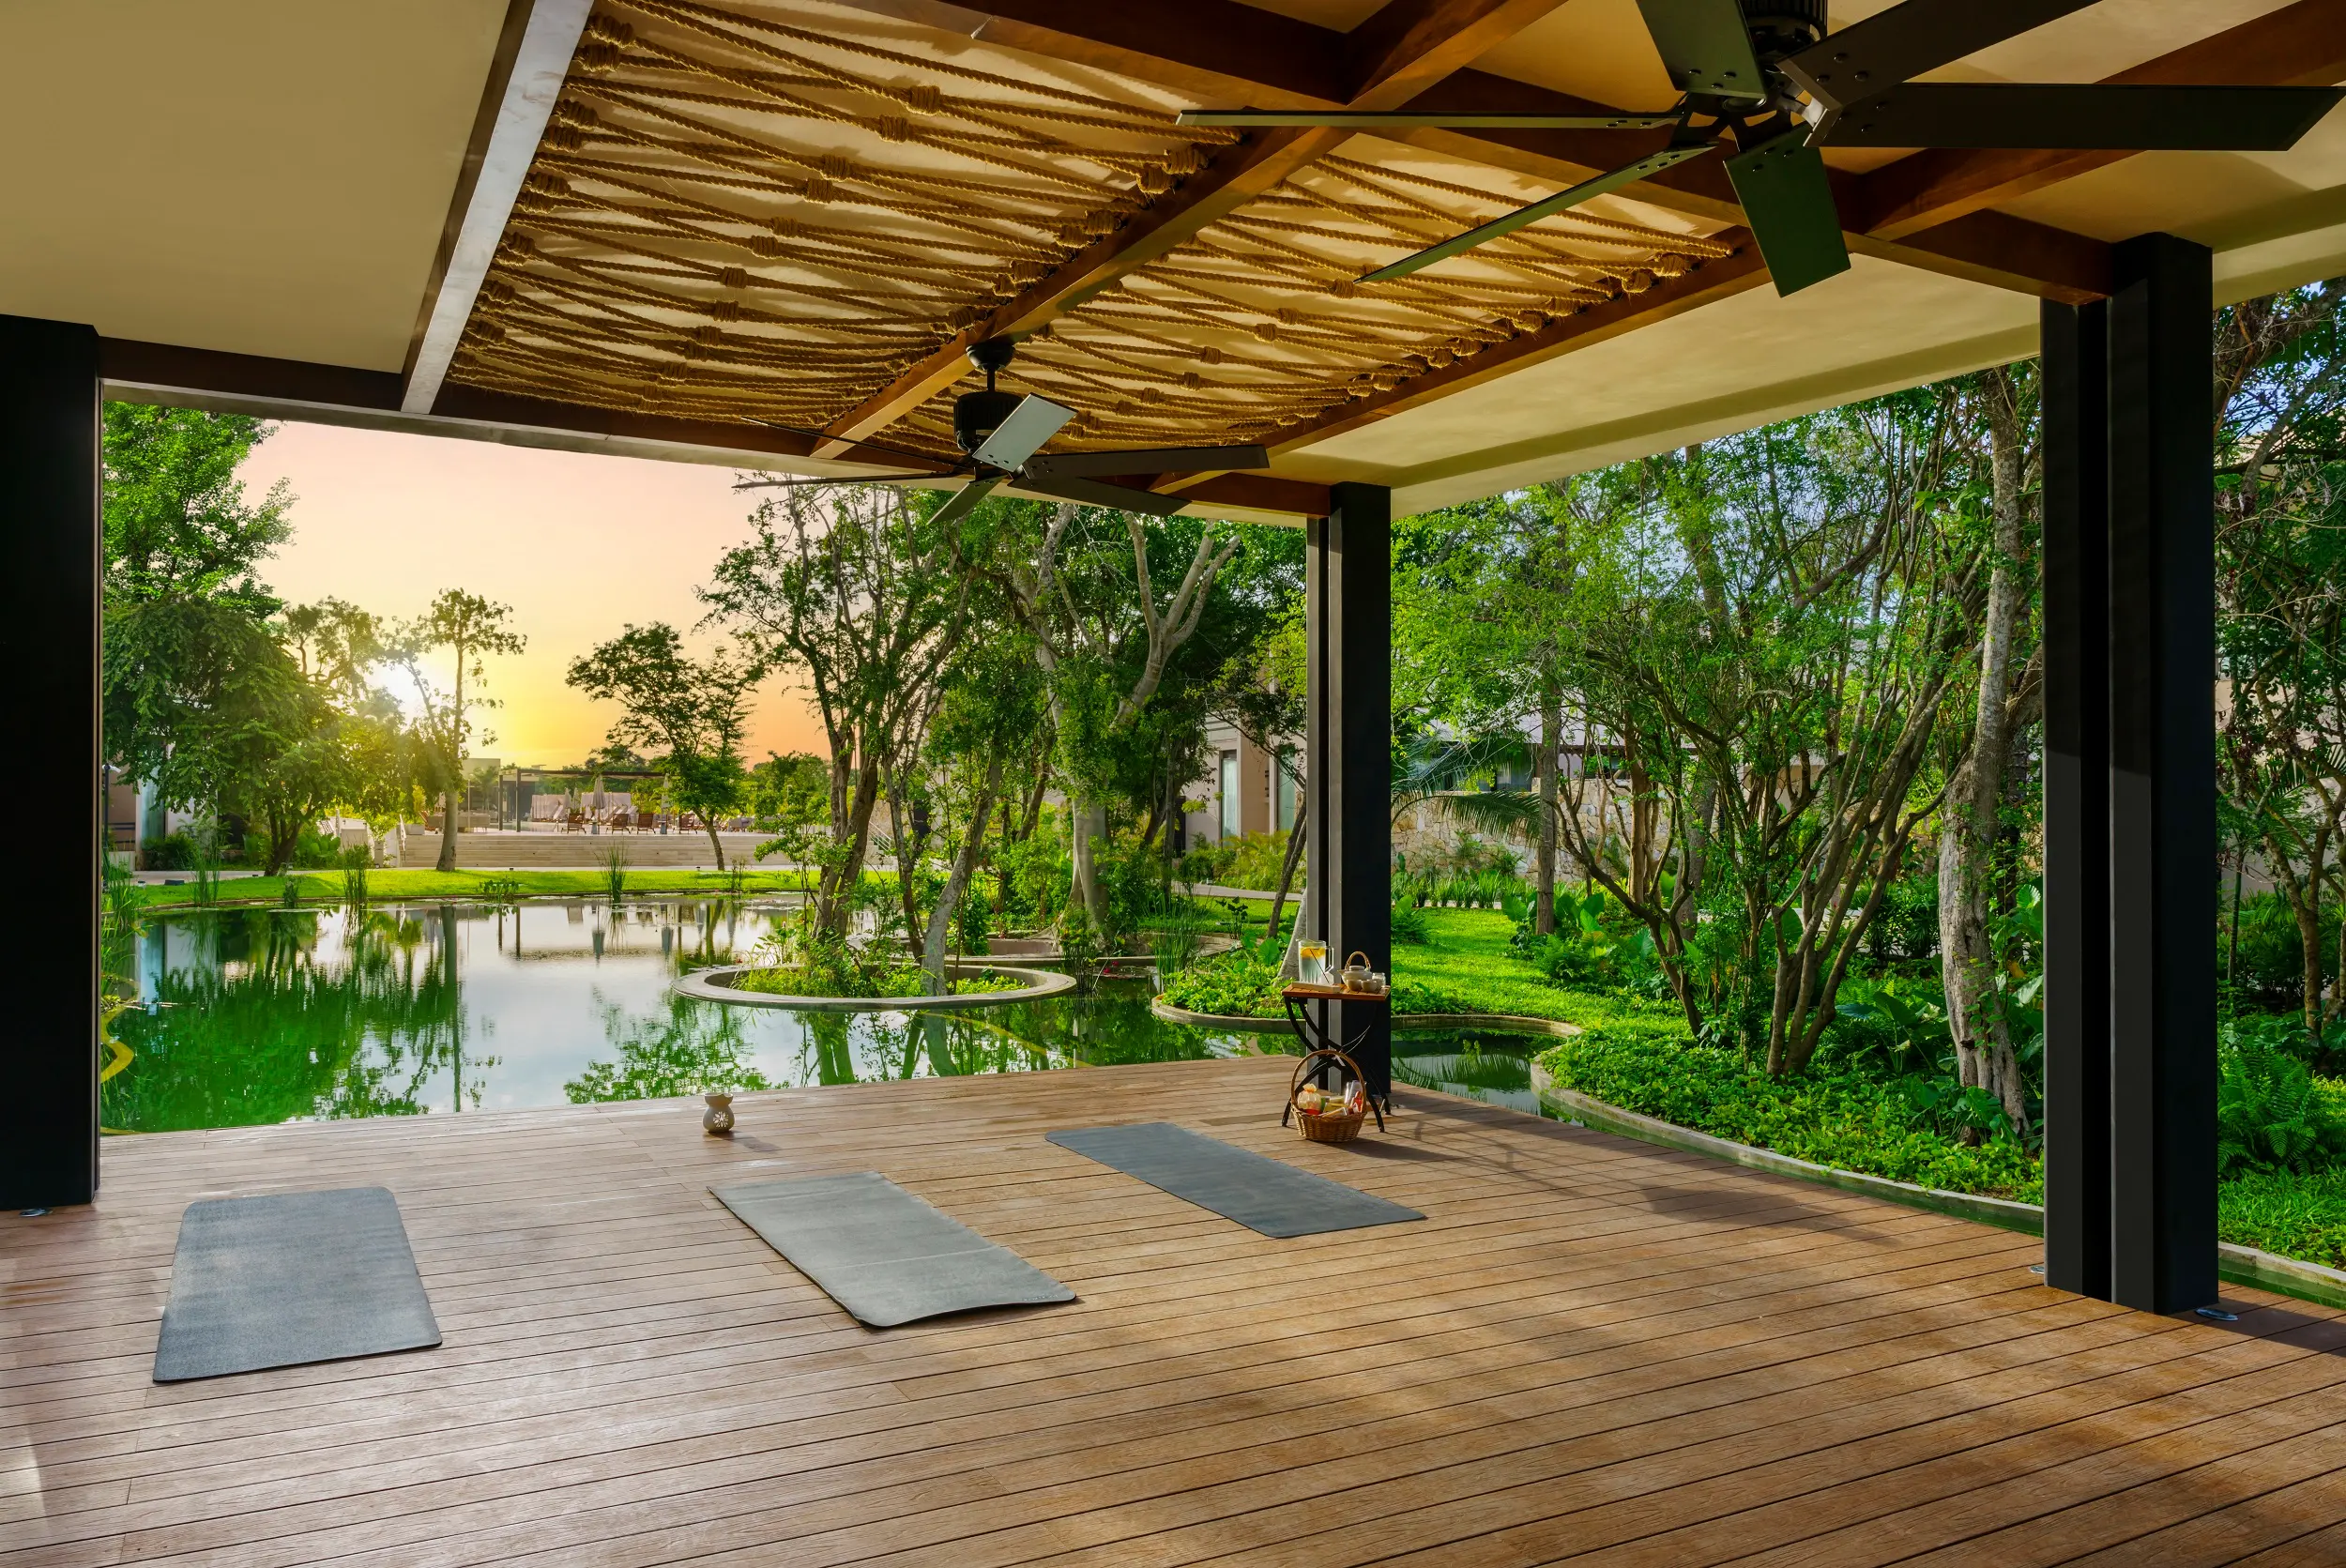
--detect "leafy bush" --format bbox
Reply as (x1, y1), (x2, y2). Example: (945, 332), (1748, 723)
(2225, 891), (2332, 1010)
(1391, 902), (1432, 945)
(1863, 871), (1940, 966)
(995, 834), (1068, 929)
(1539, 1024), (2044, 1200)
(291, 827), (345, 869)
(955, 884), (992, 954)
(1159, 955), (1286, 1017)
(2217, 1037), (2346, 1178)
(143, 832), (198, 871)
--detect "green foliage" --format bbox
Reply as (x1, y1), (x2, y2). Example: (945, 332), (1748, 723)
(101, 404), (289, 606)
(955, 884), (992, 954)
(995, 832), (1068, 929)
(1157, 955), (1284, 1017)
(289, 826), (345, 869)
(1539, 1027), (2045, 1201)
(567, 622), (753, 849)
(2217, 1037), (2346, 1178)
(1390, 901), (1432, 945)
(340, 843), (372, 907)
(748, 750), (830, 834)
(2218, 1169), (2346, 1271)
(563, 996), (771, 1102)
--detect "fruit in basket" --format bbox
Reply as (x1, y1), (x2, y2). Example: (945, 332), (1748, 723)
(1296, 1086), (1325, 1114)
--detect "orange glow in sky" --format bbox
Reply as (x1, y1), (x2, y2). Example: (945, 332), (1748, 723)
(236, 421), (827, 768)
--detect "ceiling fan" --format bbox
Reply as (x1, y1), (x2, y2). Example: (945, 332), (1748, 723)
(1177, 0), (2345, 297)
(740, 338), (1272, 525)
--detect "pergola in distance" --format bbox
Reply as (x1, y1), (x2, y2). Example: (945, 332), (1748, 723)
(7, 0), (2345, 1316)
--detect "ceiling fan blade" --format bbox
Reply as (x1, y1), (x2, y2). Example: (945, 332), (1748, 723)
(925, 475), (1005, 529)
(1176, 109), (1678, 130)
(1635, 0), (1768, 101)
(1014, 471), (1191, 517)
(734, 472), (950, 489)
(970, 395), (1075, 470)
(1819, 83), (2346, 151)
(1723, 132), (1851, 297)
(1026, 445), (1270, 479)
(1358, 143), (1714, 284)
(1780, 0), (2097, 110)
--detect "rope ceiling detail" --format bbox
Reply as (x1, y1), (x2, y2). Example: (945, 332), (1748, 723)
(448, 0), (1736, 459)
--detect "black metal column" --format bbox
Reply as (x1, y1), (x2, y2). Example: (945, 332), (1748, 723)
(0, 315), (102, 1208)
(2106, 235), (2218, 1314)
(2040, 297), (2112, 1301)
(1305, 482), (1393, 1100)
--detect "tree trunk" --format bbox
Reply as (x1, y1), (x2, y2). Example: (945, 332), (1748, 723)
(923, 755), (1005, 993)
(1267, 794), (1308, 949)
(436, 785), (459, 873)
(1069, 798), (1108, 929)
(705, 818), (727, 872)
(886, 772), (923, 957)
(1535, 685), (1561, 935)
(815, 759), (881, 936)
(1938, 370), (2032, 1132)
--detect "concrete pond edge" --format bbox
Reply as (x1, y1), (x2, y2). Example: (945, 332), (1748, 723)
(1533, 1067), (2346, 1314)
(677, 962), (1075, 1012)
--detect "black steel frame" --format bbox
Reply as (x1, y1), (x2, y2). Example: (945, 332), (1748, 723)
(1, 315), (103, 1208)
(1305, 482), (1394, 1103)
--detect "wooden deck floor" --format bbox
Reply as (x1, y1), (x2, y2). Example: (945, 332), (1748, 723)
(7, 1056), (2346, 1568)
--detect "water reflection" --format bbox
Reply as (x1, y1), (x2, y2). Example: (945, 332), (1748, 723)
(102, 898), (1251, 1133)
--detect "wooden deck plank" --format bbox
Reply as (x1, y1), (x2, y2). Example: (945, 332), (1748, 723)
(4, 1055), (2336, 1568)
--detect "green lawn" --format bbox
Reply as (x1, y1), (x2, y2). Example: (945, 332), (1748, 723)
(134, 866), (817, 909)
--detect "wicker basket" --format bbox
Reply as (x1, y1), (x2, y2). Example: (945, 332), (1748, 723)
(1288, 1046), (1370, 1144)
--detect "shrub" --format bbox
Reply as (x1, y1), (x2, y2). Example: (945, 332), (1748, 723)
(1539, 1024), (2044, 1201)
(1391, 902), (1432, 945)
(2216, 1037), (2346, 1178)
(1159, 955), (1285, 1017)
(290, 827), (345, 869)
(143, 832), (198, 871)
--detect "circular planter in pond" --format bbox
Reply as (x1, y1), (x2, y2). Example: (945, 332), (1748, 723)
(676, 961), (1075, 1012)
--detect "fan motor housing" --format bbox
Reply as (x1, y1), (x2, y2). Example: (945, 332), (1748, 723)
(953, 388), (1023, 454)
(1741, 0), (1825, 59)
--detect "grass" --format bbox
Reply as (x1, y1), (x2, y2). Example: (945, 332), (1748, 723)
(2219, 1169), (2346, 1270)
(135, 866), (817, 909)
(1158, 907), (1639, 1024)
(728, 966), (1024, 1000)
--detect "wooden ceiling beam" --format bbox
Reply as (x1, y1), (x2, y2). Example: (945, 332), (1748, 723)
(830, 0), (2114, 303)
(812, 124), (1348, 453)
(812, 0), (1577, 452)
(1342, 0), (1574, 108)
(1267, 234), (1774, 454)
(1852, 0), (2346, 241)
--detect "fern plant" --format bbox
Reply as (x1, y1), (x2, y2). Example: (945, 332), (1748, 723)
(2217, 1040), (2346, 1178)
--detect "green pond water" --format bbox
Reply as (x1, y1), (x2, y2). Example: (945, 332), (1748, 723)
(101, 897), (1544, 1134)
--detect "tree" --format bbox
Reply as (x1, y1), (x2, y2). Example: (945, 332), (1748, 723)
(702, 485), (971, 933)
(101, 404), (290, 607)
(386, 590), (525, 872)
(1936, 366), (2044, 1133)
(2213, 281), (2346, 1028)
(567, 622), (756, 868)
(995, 503), (1246, 927)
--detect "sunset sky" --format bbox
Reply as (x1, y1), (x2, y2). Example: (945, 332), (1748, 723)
(237, 420), (829, 768)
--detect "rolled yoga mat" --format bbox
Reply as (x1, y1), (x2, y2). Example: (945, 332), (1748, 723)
(713, 1172), (1075, 1328)
(1046, 1121), (1424, 1238)
(154, 1186), (442, 1383)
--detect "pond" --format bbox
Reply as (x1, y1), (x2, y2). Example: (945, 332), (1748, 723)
(101, 897), (1547, 1134)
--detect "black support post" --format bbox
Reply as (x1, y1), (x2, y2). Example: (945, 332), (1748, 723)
(2105, 235), (2218, 1314)
(1305, 482), (1393, 1101)
(2040, 297), (2112, 1301)
(0, 315), (103, 1209)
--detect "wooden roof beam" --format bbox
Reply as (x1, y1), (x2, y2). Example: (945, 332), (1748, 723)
(838, 0), (2113, 304)
(1852, 0), (2346, 241)
(811, 0), (1573, 453)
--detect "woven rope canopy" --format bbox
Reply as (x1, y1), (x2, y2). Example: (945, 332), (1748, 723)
(449, 0), (1738, 460)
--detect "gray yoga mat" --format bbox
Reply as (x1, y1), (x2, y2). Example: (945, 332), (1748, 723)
(1046, 1121), (1424, 1238)
(154, 1186), (441, 1383)
(714, 1172), (1075, 1328)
